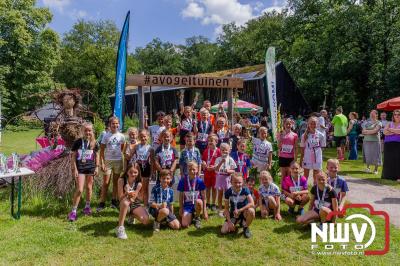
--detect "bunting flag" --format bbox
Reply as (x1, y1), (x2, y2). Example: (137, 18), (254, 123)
(113, 11), (130, 130)
(265, 47), (278, 140)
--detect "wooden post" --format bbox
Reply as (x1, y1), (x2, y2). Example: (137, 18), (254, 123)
(149, 86), (153, 124)
(138, 72), (145, 129)
(228, 89), (234, 130)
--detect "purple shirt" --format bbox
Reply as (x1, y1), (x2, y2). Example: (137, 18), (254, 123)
(384, 122), (400, 143)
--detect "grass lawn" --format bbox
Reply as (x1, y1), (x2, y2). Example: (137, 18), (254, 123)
(0, 129), (42, 156)
(0, 129), (399, 264)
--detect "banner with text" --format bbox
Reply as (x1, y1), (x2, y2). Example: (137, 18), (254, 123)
(266, 47), (278, 140)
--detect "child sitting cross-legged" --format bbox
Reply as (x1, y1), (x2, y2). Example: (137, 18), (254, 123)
(149, 169), (180, 232)
(221, 173), (255, 239)
(258, 171), (282, 221)
(177, 161), (208, 229)
(116, 163), (150, 240)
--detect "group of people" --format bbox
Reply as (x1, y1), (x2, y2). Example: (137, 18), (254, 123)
(296, 106), (400, 181)
(65, 98), (361, 240)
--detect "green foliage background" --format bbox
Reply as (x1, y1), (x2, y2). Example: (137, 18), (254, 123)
(1, 0), (399, 123)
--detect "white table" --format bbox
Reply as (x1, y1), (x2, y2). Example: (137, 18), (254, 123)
(0, 167), (35, 219)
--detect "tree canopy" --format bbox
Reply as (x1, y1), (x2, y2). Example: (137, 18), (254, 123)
(2, 0), (400, 120)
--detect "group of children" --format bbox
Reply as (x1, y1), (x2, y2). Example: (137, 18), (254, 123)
(67, 108), (349, 240)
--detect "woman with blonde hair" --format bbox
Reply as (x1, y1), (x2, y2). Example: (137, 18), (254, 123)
(362, 110), (382, 174)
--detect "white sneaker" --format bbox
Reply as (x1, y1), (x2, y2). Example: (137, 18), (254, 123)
(373, 171), (378, 175)
(218, 210), (224, 218)
(153, 221), (160, 232)
(365, 168), (371, 173)
(116, 226), (127, 239)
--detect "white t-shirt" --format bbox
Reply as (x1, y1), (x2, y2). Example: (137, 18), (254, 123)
(252, 138), (273, 163)
(101, 132), (125, 161)
(215, 156), (237, 174)
(148, 125), (165, 148)
(300, 131), (325, 164)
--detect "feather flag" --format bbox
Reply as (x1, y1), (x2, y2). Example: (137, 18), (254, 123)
(266, 47), (278, 140)
(113, 11), (130, 130)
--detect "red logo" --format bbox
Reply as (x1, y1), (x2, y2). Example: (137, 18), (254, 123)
(325, 204), (390, 256)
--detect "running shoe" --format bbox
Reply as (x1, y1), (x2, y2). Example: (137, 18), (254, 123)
(153, 221), (160, 232)
(288, 207), (295, 215)
(193, 217), (202, 229)
(83, 207), (92, 216)
(211, 204), (217, 212)
(243, 227), (252, 238)
(68, 211), (77, 222)
(116, 226), (127, 239)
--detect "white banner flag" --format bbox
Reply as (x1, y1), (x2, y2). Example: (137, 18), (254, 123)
(266, 47), (278, 140)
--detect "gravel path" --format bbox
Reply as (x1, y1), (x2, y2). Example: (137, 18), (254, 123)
(344, 176), (400, 228)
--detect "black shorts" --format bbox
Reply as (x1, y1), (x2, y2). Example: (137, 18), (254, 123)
(334, 136), (346, 147)
(149, 207), (177, 223)
(77, 168), (96, 175)
(129, 200), (142, 212)
(278, 157), (294, 167)
(138, 163), (151, 177)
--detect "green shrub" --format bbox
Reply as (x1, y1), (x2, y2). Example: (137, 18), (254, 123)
(93, 115), (105, 139)
(123, 115), (139, 132)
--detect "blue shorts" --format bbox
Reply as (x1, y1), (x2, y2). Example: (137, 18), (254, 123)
(183, 204), (196, 214)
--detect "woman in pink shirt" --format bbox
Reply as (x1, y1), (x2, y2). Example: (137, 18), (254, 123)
(278, 118), (298, 179)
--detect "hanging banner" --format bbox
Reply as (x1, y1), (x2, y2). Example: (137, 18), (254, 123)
(266, 47), (278, 140)
(113, 11), (130, 129)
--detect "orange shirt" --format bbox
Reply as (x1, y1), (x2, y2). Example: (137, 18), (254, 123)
(197, 112), (215, 126)
(169, 127), (178, 147)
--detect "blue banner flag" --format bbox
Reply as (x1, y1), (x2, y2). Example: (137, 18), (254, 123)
(113, 11), (130, 130)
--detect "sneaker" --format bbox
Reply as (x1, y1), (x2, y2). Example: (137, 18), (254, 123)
(211, 204), (217, 212)
(206, 203), (210, 210)
(298, 208), (305, 216)
(96, 202), (106, 213)
(373, 171), (378, 175)
(153, 221), (160, 232)
(83, 207), (92, 216)
(243, 227), (252, 238)
(193, 217), (202, 229)
(365, 168), (371, 173)
(68, 211), (77, 222)
(116, 226), (128, 239)
(218, 210), (224, 218)
(288, 207), (295, 215)
(111, 199), (119, 209)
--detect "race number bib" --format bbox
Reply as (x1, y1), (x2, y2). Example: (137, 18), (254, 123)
(197, 133), (208, 142)
(78, 150), (93, 161)
(281, 144), (293, 154)
(184, 191), (199, 203)
(289, 186), (302, 192)
(314, 200), (330, 209)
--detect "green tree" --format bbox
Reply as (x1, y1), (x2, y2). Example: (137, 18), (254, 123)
(0, 0), (60, 119)
(183, 36), (218, 74)
(55, 20), (140, 117)
(134, 38), (185, 75)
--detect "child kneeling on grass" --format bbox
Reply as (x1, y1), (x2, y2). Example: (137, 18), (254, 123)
(116, 163), (150, 240)
(296, 172), (338, 227)
(281, 161), (310, 215)
(149, 170), (180, 232)
(221, 173), (255, 239)
(258, 171), (282, 221)
(178, 161), (208, 229)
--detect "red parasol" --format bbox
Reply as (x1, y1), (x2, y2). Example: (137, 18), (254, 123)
(377, 96), (400, 111)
